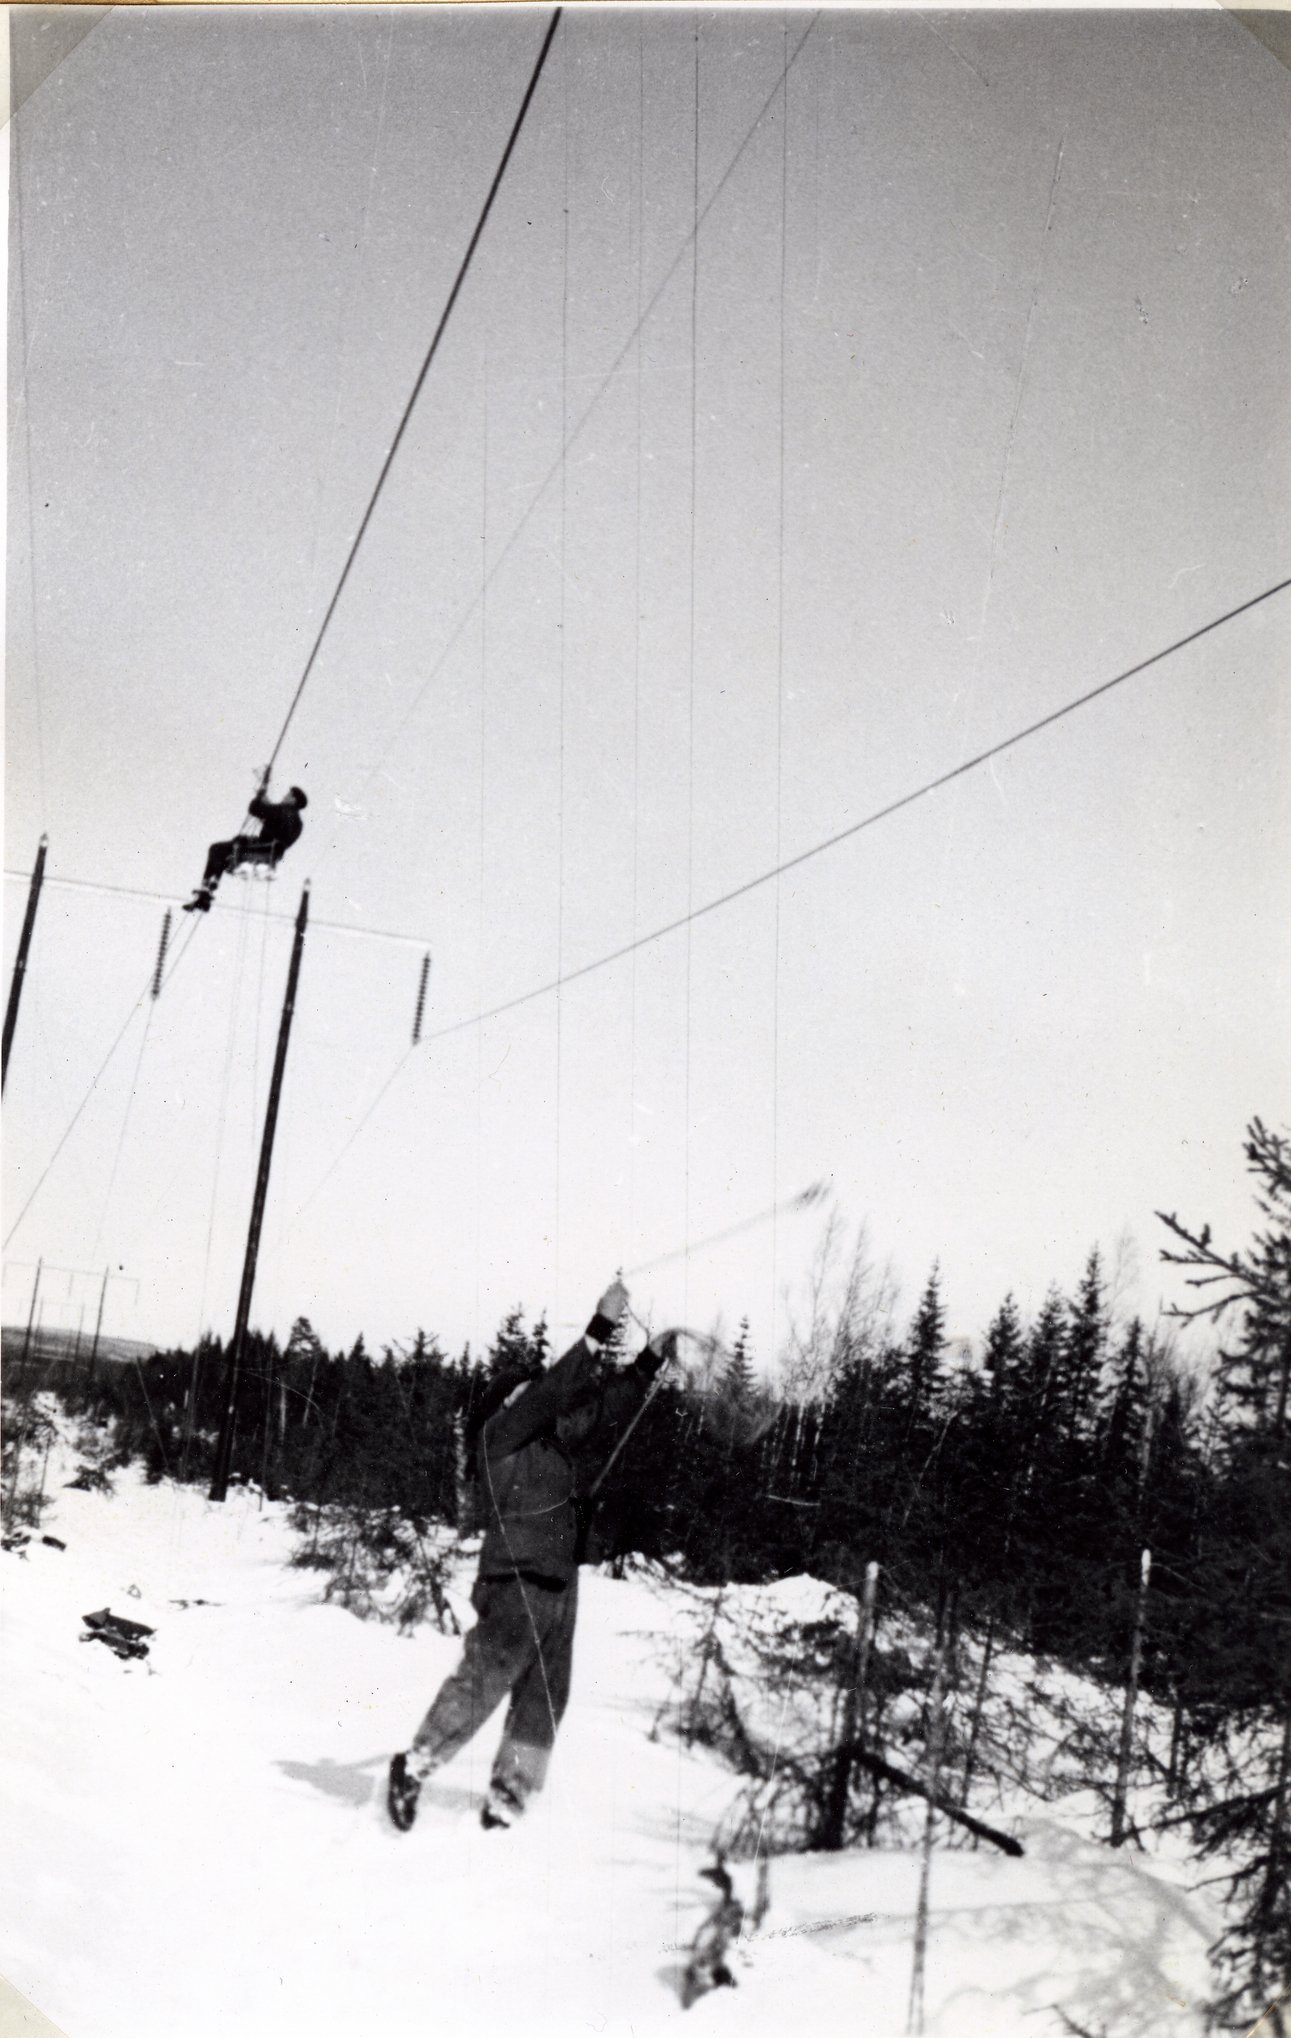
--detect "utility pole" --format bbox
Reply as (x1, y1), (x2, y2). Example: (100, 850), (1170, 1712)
(1111, 1548), (1152, 1846)
(3, 835), (48, 1092)
(88, 1267), (110, 1385)
(5, 1259), (132, 1378)
(3, 1262), (45, 1530)
(210, 886), (310, 1503)
(20, 1260), (43, 1365)
(821, 1557), (880, 1849)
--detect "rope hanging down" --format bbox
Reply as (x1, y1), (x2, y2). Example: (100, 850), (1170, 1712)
(265, 8), (562, 776)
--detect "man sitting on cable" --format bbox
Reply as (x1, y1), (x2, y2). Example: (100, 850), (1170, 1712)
(184, 776), (308, 913)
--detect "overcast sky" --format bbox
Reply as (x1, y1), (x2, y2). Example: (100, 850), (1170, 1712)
(4, 5), (1289, 1370)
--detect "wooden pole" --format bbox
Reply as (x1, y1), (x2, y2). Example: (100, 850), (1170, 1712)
(1111, 1547), (1152, 1846)
(21, 1259), (43, 1366)
(908, 1637), (951, 2036)
(821, 1559), (880, 1848)
(958, 1614), (997, 1810)
(2, 836), (48, 1092)
(1255, 1707), (1291, 2018)
(4, 1262), (44, 1526)
(87, 1267), (109, 1386)
(844, 1741), (1022, 1857)
(210, 886), (310, 1503)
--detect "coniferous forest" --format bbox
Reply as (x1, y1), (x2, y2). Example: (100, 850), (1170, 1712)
(5, 1118), (1289, 2029)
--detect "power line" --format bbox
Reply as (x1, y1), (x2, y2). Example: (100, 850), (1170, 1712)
(417, 572), (1291, 1046)
(683, 18), (701, 1334)
(284, 1046), (415, 1233)
(2, 916), (203, 1250)
(771, 9), (791, 1351)
(308, 14), (820, 874)
(195, 891), (253, 1343)
(277, 12), (824, 1287)
(0, 869), (431, 951)
(3, 998), (148, 1253)
(265, 8), (563, 775)
(13, 577), (1283, 1256)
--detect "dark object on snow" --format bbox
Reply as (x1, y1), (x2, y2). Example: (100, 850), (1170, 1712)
(66, 1466), (113, 1492)
(846, 1740), (1024, 1857)
(682, 1859), (744, 2009)
(81, 1607), (155, 1661)
(2, 1532), (31, 1554)
(387, 1752), (420, 1832)
(480, 1778), (524, 1830)
(41, 1535), (66, 1550)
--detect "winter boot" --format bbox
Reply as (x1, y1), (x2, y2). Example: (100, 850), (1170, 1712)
(480, 1779), (525, 1831)
(183, 888), (213, 914)
(387, 1752), (422, 1832)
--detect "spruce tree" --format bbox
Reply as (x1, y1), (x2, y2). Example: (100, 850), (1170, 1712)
(1059, 1249), (1108, 1445)
(1099, 1317), (1150, 1514)
(982, 1294), (1024, 1406)
(726, 1319), (756, 1404)
(1159, 1118), (1291, 1438)
(487, 1308), (532, 1377)
(905, 1266), (946, 1428)
(1157, 1120), (1291, 2027)
(283, 1316), (326, 1431)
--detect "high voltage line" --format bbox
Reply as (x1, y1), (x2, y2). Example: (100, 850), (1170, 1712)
(3, 916), (204, 1250)
(269, 571), (1290, 1217)
(7, 578), (1287, 1249)
(0, 870), (431, 951)
(415, 573), (1291, 1045)
(6, 0), (1285, 1262)
(265, 10), (563, 777)
(303, 13), (820, 877)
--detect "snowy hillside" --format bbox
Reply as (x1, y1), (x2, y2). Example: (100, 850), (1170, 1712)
(3, 1440), (1220, 2038)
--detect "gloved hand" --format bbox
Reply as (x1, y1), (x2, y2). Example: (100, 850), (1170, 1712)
(640, 1328), (682, 1378)
(586, 1279), (630, 1347)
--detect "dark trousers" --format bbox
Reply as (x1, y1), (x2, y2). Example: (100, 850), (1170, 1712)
(412, 1572), (578, 1806)
(201, 837), (277, 887)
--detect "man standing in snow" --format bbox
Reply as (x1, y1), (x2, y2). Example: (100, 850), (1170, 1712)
(387, 1279), (675, 1833)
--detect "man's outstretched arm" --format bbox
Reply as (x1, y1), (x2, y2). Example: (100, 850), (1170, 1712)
(484, 1281), (631, 1456)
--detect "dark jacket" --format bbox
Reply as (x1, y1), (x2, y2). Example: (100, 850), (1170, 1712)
(477, 1335), (663, 1587)
(249, 795), (304, 860)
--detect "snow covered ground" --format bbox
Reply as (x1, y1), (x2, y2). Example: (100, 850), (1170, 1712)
(3, 1440), (1220, 2038)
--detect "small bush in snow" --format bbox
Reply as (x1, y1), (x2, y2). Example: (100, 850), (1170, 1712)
(289, 1502), (462, 1635)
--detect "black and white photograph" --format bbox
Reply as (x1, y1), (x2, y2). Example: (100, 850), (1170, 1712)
(3, 5), (1289, 2033)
